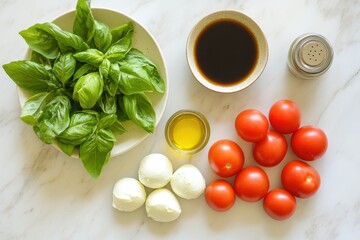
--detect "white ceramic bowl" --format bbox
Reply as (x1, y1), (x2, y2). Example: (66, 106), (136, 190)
(18, 8), (168, 157)
(186, 10), (268, 93)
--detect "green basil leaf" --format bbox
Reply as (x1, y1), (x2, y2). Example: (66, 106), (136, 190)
(79, 128), (115, 179)
(3, 60), (60, 92)
(99, 58), (111, 80)
(73, 72), (104, 109)
(53, 53), (76, 86)
(33, 22), (89, 53)
(57, 112), (98, 145)
(31, 51), (53, 70)
(117, 95), (130, 121)
(123, 93), (155, 133)
(99, 114), (117, 129)
(19, 27), (59, 59)
(117, 63), (154, 95)
(73, 63), (96, 81)
(105, 36), (132, 62)
(93, 20), (112, 53)
(73, 0), (95, 45)
(20, 91), (55, 125)
(125, 49), (165, 93)
(98, 92), (117, 114)
(111, 22), (134, 44)
(73, 49), (104, 67)
(56, 141), (75, 156)
(35, 95), (71, 144)
(110, 120), (126, 135)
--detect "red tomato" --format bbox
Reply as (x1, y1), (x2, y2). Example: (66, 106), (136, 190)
(269, 99), (301, 134)
(205, 179), (236, 212)
(263, 189), (296, 221)
(253, 130), (287, 167)
(235, 109), (269, 142)
(281, 160), (321, 198)
(208, 140), (244, 178)
(291, 126), (328, 161)
(234, 166), (270, 202)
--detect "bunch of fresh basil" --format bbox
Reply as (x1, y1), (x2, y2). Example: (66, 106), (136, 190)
(2, 0), (165, 179)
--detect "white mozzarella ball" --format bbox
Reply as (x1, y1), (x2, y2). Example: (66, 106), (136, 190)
(170, 164), (206, 200)
(145, 188), (182, 222)
(138, 153), (173, 189)
(112, 178), (146, 212)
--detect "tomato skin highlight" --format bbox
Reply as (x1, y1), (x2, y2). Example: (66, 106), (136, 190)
(208, 140), (244, 178)
(234, 166), (270, 202)
(205, 179), (236, 212)
(263, 189), (296, 221)
(281, 160), (321, 198)
(269, 99), (301, 134)
(253, 130), (287, 167)
(291, 126), (328, 161)
(235, 109), (269, 142)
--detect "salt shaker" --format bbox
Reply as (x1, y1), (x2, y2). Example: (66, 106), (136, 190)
(288, 33), (334, 79)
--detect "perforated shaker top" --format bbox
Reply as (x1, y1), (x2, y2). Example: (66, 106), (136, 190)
(291, 33), (333, 78)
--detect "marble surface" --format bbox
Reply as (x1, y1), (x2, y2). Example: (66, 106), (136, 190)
(1, 0), (360, 239)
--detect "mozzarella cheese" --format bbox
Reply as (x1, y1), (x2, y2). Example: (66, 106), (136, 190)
(138, 153), (173, 189)
(170, 164), (206, 199)
(112, 178), (146, 212)
(145, 188), (181, 222)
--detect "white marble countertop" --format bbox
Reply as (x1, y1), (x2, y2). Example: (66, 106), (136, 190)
(1, 0), (360, 239)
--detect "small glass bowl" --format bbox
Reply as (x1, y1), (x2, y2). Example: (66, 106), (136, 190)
(165, 110), (210, 154)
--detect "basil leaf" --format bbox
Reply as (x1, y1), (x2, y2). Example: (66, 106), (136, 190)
(98, 92), (117, 114)
(111, 22), (134, 44)
(31, 51), (53, 70)
(19, 27), (59, 59)
(73, 72), (104, 109)
(56, 141), (75, 156)
(33, 22), (89, 53)
(3, 60), (60, 92)
(73, 49), (104, 67)
(72, 63), (96, 80)
(117, 63), (154, 95)
(99, 114), (117, 129)
(107, 63), (121, 96)
(123, 93), (155, 133)
(110, 120), (126, 135)
(79, 128), (115, 179)
(93, 20), (112, 53)
(116, 95), (129, 121)
(99, 58), (111, 80)
(73, 0), (95, 44)
(125, 49), (165, 93)
(20, 91), (55, 125)
(105, 36), (132, 62)
(57, 112), (98, 145)
(53, 53), (76, 86)
(35, 95), (71, 144)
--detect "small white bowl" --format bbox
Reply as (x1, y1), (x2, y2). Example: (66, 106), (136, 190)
(18, 8), (168, 157)
(186, 10), (268, 93)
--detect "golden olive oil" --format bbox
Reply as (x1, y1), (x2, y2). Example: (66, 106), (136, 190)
(166, 111), (210, 153)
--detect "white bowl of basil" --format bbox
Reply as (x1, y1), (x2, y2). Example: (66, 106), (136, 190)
(3, 0), (168, 178)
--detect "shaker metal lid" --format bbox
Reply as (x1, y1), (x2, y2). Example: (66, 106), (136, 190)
(291, 33), (334, 77)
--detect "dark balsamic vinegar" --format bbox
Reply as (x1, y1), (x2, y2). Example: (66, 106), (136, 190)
(195, 20), (258, 86)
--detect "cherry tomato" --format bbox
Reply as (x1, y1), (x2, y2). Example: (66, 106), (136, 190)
(263, 189), (296, 221)
(208, 140), (244, 178)
(234, 166), (270, 202)
(253, 130), (287, 167)
(281, 160), (321, 198)
(291, 126), (328, 161)
(235, 109), (269, 142)
(269, 99), (301, 134)
(205, 179), (236, 212)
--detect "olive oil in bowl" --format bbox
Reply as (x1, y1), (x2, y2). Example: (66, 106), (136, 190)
(165, 110), (210, 154)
